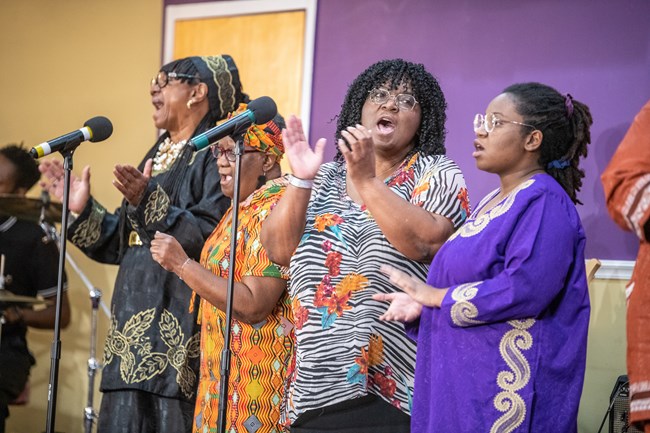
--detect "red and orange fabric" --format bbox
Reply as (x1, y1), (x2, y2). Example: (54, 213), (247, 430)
(602, 99), (650, 429)
(223, 103), (284, 159)
(193, 177), (293, 433)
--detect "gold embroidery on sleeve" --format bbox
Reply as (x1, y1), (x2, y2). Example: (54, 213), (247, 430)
(71, 201), (106, 248)
(490, 318), (535, 433)
(450, 282), (484, 326)
(144, 184), (170, 225)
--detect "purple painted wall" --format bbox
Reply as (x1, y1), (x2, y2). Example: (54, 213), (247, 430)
(166, 0), (650, 260)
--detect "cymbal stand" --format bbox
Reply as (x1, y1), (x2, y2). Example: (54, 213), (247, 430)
(39, 216), (107, 433)
(39, 219), (110, 318)
(83, 287), (101, 433)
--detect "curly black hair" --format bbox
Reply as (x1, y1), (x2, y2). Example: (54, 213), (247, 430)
(334, 59), (447, 162)
(0, 143), (40, 191)
(503, 82), (593, 204)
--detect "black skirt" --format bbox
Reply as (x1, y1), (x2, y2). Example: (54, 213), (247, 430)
(290, 394), (410, 433)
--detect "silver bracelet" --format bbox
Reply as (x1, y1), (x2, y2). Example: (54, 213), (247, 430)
(179, 258), (193, 281)
(288, 175), (314, 189)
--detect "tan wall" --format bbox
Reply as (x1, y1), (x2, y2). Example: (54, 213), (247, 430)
(579, 277), (629, 433)
(0, 1), (162, 432)
(0, 2), (633, 433)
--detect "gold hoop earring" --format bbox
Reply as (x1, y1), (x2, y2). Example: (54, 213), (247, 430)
(187, 99), (194, 110)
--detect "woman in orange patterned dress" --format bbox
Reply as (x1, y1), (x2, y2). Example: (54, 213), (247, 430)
(150, 109), (293, 433)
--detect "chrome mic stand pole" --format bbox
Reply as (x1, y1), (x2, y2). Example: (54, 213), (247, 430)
(83, 287), (101, 433)
(217, 134), (246, 432)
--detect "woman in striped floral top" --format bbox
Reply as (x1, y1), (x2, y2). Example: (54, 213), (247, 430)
(261, 59), (470, 432)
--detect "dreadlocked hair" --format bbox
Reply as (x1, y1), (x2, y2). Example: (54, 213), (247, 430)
(334, 59), (447, 162)
(503, 82), (593, 204)
(0, 143), (40, 190)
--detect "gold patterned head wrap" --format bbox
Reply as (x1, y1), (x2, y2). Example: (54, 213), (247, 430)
(224, 103), (285, 161)
(188, 55), (248, 120)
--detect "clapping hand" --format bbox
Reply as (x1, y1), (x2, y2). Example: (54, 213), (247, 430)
(373, 264), (448, 322)
(39, 159), (91, 214)
(150, 231), (188, 274)
(113, 159), (153, 207)
(338, 124), (377, 187)
(373, 292), (423, 322)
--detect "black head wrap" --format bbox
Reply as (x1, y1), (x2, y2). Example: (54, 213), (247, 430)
(189, 55), (248, 121)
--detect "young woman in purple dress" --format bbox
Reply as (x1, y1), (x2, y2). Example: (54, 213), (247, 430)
(376, 82), (593, 433)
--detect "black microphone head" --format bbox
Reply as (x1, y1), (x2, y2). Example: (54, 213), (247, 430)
(85, 116), (113, 142)
(248, 96), (277, 124)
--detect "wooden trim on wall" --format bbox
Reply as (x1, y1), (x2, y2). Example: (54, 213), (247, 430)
(595, 259), (635, 280)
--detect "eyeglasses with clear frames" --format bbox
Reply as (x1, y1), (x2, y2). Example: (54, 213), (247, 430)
(151, 71), (198, 89)
(473, 113), (536, 134)
(368, 88), (418, 111)
(211, 145), (259, 162)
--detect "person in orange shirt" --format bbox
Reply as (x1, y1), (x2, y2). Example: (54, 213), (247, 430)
(602, 99), (650, 432)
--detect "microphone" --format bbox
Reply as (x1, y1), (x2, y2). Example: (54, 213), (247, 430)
(189, 96), (277, 151)
(30, 116), (113, 159)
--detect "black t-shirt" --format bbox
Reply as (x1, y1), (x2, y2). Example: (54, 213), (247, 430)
(0, 216), (66, 342)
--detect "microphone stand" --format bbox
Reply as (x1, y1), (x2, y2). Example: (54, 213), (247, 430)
(39, 215), (108, 433)
(217, 136), (245, 433)
(45, 149), (75, 433)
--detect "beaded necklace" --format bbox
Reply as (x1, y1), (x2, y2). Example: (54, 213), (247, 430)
(152, 137), (187, 173)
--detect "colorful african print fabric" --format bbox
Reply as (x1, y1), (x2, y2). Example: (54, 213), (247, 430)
(193, 176), (293, 433)
(413, 174), (590, 432)
(284, 153), (469, 425)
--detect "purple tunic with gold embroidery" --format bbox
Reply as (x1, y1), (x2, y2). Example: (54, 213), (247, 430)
(412, 173), (589, 432)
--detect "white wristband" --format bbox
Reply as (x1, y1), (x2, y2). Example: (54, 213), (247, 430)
(288, 175), (314, 189)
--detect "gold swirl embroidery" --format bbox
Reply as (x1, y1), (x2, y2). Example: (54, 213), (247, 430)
(71, 200), (106, 248)
(450, 282), (484, 326)
(103, 308), (200, 398)
(203, 55), (236, 117)
(453, 179), (535, 239)
(490, 318), (535, 433)
(144, 184), (170, 225)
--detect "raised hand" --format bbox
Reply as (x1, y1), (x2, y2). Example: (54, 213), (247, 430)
(113, 159), (153, 207)
(379, 264), (447, 308)
(38, 159), (91, 214)
(282, 115), (326, 180)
